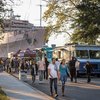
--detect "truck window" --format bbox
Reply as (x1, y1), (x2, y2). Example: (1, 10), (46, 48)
(76, 50), (89, 59)
(89, 50), (100, 59)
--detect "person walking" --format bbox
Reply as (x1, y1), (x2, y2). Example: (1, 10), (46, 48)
(85, 61), (92, 83)
(31, 61), (38, 83)
(0, 58), (3, 72)
(48, 58), (59, 97)
(35, 61), (38, 75)
(6, 58), (10, 73)
(68, 57), (77, 83)
(38, 59), (45, 83)
(74, 59), (80, 77)
(59, 59), (70, 96)
(55, 58), (60, 70)
(20, 59), (25, 71)
(19, 59), (27, 81)
(14, 58), (19, 73)
(44, 57), (49, 80)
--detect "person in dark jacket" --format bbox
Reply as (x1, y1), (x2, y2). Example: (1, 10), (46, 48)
(14, 58), (19, 73)
(20, 60), (25, 71)
(44, 57), (49, 80)
(0, 58), (3, 72)
(85, 61), (92, 83)
(35, 61), (38, 75)
(31, 61), (38, 83)
(68, 57), (77, 83)
(11, 59), (14, 67)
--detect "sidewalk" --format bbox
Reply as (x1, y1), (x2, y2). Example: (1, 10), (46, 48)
(13, 72), (100, 87)
(0, 72), (54, 100)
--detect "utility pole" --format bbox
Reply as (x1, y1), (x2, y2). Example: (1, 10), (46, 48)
(40, 4), (42, 26)
(38, 0), (46, 26)
(39, 0), (44, 27)
(7, 8), (13, 57)
(36, 0), (47, 26)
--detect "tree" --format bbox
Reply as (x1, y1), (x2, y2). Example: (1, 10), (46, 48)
(0, 0), (21, 34)
(43, 0), (79, 41)
(71, 0), (100, 44)
(0, 0), (5, 33)
(43, 0), (100, 44)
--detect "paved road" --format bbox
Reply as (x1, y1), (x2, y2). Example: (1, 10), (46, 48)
(26, 76), (100, 100)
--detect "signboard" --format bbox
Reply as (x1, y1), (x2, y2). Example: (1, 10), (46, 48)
(46, 51), (52, 62)
(42, 47), (53, 62)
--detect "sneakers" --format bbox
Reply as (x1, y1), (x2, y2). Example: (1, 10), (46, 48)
(54, 94), (58, 97)
(50, 93), (58, 98)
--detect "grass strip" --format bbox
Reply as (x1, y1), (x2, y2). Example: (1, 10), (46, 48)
(0, 87), (10, 100)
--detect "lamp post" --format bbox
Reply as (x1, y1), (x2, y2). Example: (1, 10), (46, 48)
(7, 8), (13, 57)
(7, 33), (9, 57)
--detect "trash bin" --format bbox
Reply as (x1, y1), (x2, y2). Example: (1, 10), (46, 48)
(19, 70), (27, 81)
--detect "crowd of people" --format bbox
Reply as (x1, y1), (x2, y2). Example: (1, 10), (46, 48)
(47, 57), (93, 97)
(0, 57), (37, 73)
(0, 56), (93, 98)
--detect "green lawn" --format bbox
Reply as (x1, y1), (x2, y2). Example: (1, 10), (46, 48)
(0, 87), (9, 100)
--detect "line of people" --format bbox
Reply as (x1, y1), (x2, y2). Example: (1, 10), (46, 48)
(0, 57), (37, 74)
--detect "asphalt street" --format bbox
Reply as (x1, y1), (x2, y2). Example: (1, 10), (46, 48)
(26, 76), (100, 100)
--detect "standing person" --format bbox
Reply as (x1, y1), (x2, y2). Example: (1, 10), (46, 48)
(38, 59), (45, 83)
(35, 61), (38, 75)
(85, 61), (92, 83)
(59, 59), (70, 96)
(48, 58), (59, 97)
(55, 58), (60, 70)
(19, 59), (27, 81)
(6, 58), (10, 72)
(20, 59), (25, 71)
(68, 57), (77, 83)
(0, 58), (3, 72)
(30, 60), (38, 75)
(44, 57), (49, 80)
(75, 60), (80, 77)
(10, 58), (14, 72)
(25, 60), (30, 71)
(31, 61), (37, 83)
(14, 58), (19, 73)
(27, 60), (30, 71)
(3, 59), (6, 71)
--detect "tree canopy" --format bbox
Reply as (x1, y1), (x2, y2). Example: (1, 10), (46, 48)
(43, 0), (100, 44)
(0, 0), (5, 33)
(0, 0), (21, 34)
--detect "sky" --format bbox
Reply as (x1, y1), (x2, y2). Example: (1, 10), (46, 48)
(12, 0), (69, 46)
(13, 0), (47, 26)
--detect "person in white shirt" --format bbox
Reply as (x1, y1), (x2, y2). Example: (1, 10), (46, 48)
(55, 58), (60, 70)
(38, 59), (45, 83)
(75, 60), (80, 71)
(48, 58), (59, 97)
